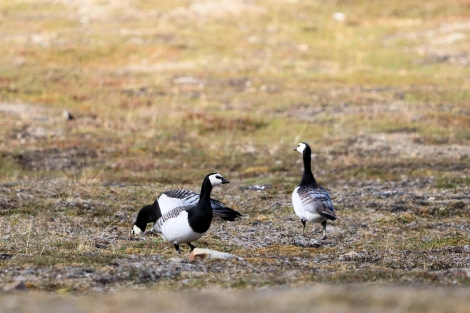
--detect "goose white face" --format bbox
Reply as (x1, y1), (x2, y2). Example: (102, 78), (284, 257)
(295, 142), (307, 153)
(131, 225), (143, 236)
(209, 173), (229, 186)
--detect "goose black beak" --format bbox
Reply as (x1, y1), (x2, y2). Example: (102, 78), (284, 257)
(222, 178), (229, 184)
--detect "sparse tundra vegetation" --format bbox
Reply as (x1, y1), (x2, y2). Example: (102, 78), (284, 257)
(0, 0), (469, 312)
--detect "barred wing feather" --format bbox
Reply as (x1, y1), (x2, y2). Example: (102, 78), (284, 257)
(153, 206), (190, 233)
(158, 189), (241, 221)
(298, 186), (336, 220)
(157, 190), (198, 215)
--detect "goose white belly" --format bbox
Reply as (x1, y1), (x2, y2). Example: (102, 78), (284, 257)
(159, 211), (203, 244)
(304, 211), (326, 223)
(292, 187), (305, 218)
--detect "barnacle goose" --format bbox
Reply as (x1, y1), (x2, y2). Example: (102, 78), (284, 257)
(292, 142), (336, 240)
(131, 187), (241, 236)
(150, 173), (229, 252)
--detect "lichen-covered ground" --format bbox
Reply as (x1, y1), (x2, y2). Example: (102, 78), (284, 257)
(0, 0), (469, 311)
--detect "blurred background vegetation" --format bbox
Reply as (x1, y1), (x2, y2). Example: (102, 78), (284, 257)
(1, 0), (469, 185)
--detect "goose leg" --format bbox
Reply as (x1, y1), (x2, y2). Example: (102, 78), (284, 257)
(187, 243), (196, 251)
(173, 244), (180, 252)
(301, 219), (306, 235)
(321, 221), (327, 240)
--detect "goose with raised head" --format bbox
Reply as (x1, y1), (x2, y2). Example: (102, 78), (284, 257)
(292, 142), (336, 240)
(151, 173), (229, 252)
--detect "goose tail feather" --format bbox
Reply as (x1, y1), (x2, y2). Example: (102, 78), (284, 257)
(211, 206), (242, 221)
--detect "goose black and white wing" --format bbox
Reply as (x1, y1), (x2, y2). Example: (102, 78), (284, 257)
(292, 186), (336, 220)
(157, 189), (198, 215)
(295, 185), (336, 220)
(151, 204), (205, 247)
(159, 189), (241, 221)
(153, 205), (190, 234)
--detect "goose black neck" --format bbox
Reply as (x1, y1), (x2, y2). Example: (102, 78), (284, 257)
(300, 147), (318, 187)
(135, 201), (161, 232)
(188, 176), (214, 233)
(198, 177), (213, 207)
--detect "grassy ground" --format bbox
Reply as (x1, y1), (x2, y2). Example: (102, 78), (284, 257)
(0, 0), (469, 311)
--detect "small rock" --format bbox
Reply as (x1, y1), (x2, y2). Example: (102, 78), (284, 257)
(189, 248), (240, 262)
(0, 253), (13, 260)
(242, 184), (272, 191)
(341, 251), (365, 261)
(168, 257), (184, 264)
(172, 76), (201, 85)
(333, 12), (346, 22)
(3, 280), (27, 291)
